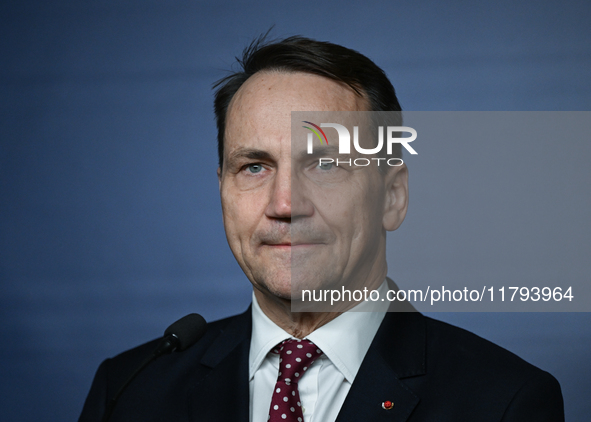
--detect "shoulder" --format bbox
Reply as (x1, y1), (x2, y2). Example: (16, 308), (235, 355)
(418, 315), (564, 421)
(106, 311), (248, 370)
(423, 315), (545, 378)
(375, 311), (563, 420)
(79, 310), (251, 422)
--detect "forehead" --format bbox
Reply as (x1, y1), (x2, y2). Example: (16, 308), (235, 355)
(224, 71), (367, 153)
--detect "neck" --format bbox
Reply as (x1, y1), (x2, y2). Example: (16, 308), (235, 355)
(253, 262), (387, 338)
(254, 293), (339, 338)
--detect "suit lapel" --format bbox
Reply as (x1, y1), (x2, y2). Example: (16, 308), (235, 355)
(187, 310), (252, 422)
(336, 298), (427, 422)
(335, 349), (420, 422)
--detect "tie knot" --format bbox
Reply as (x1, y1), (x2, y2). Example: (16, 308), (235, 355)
(272, 339), (323, 385)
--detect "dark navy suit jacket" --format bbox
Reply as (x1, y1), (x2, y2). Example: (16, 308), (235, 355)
(79, 307), (564, 421)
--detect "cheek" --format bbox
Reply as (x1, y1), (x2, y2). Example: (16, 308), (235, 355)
(221, 190), (264, 239)
(338, 189), (384, 240)
(314, 181), (381, 223)
(221, 191), (242, 237)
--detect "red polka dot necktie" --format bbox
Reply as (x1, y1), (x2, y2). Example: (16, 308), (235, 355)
(268, 339), (323, 422)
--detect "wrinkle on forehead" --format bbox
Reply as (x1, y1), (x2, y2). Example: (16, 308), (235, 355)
(226, 71), (368, 132)
(223, 71), (370, 166)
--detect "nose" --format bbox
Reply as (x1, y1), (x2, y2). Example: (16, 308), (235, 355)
(265, 166), (313, 221)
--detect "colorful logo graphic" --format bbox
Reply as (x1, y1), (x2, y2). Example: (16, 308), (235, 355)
(302, 121), (329, 145)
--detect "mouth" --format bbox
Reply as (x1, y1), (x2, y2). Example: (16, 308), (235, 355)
(264, 242), (291, 247)
(262, 242), (323, 249)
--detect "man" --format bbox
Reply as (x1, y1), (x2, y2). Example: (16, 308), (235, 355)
(79, 36), (564, 422)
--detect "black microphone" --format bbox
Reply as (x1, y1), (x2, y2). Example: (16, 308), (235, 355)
(102, 313), (207, 422)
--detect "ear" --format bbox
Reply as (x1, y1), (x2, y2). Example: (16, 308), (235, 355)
(382, 163), (409, 231)
(217, 167), (222, 190)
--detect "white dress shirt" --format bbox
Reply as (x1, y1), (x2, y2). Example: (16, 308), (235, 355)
(249, 281), (389, 422)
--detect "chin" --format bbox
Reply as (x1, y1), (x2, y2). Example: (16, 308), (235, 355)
(255, 268), (337, 301)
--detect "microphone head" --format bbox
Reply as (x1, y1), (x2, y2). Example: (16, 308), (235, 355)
(163, 313), (207, 352)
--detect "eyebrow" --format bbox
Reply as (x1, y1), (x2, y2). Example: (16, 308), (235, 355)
(227, 148), (274, 162)
(227, 145), (341, 164)
(296, 145), (340, 160)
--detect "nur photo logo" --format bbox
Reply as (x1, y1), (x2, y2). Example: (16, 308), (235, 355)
(302, 120), (417, 167)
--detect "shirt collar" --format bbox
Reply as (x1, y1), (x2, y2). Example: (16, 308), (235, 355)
(249, 280), (389, 383)
(249, 294), (293, 380)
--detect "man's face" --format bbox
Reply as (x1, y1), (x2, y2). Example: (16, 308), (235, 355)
(219, 71), (407, 305)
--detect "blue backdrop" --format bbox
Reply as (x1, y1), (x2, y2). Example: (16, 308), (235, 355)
(1, 1), (590, 421)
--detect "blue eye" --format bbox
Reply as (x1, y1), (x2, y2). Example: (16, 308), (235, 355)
(247, 164), (263, 173)
(318, 162), (333, 170)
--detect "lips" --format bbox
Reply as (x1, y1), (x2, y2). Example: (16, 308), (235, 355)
(290, 242), (323, 246)
(256, 224), (333, 247)
(263, 241), (324, 246)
